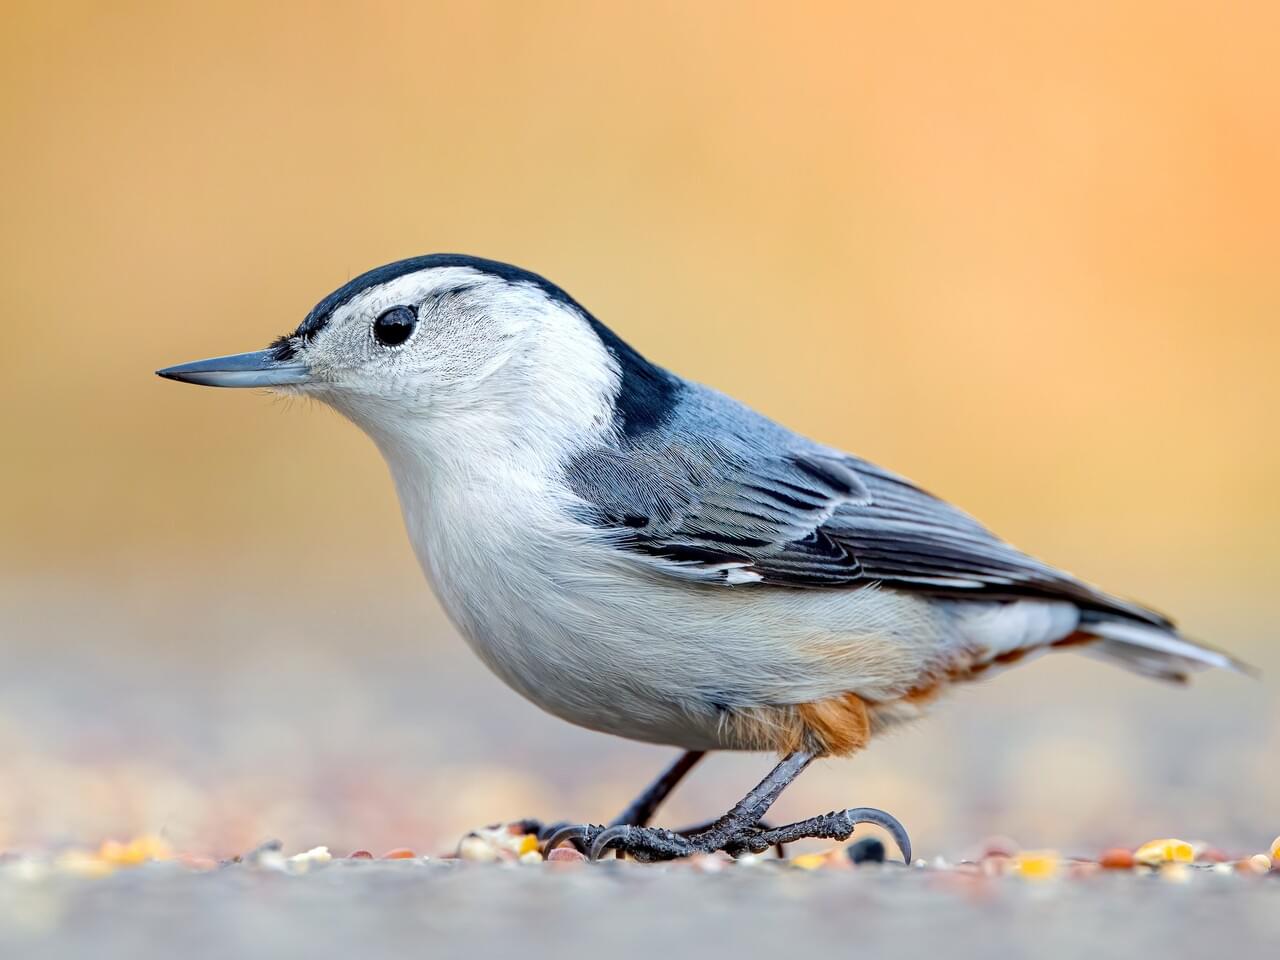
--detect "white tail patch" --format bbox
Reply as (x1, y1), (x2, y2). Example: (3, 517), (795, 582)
(1080, 619), (1254, 682)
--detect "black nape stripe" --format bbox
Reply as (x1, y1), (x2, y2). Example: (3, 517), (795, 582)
(281, 253), (682, 438)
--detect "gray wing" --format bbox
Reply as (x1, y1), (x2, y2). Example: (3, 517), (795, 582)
(564, 430), (1169, 628)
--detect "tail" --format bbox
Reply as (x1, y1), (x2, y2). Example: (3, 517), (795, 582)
(1076, 611), (1257, 683)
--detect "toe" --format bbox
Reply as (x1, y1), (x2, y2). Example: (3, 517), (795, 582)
(542, 824), (595, 858)
(588, 824), (634, 861)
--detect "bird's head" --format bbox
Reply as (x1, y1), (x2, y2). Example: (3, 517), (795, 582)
(158, 254), (679, 462)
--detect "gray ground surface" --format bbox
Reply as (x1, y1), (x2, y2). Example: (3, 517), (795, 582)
(2, 860), (1277, 960)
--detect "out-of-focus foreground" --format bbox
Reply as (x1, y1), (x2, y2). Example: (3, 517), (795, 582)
(0, 2), (1276, 861)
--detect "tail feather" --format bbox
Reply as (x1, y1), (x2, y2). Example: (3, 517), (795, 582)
(1078, 614), (1256, 683)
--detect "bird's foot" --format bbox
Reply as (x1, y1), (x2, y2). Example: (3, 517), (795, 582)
(542, 806), (911, 864)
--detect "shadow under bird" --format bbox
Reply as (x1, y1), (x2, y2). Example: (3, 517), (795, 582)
(158, 254), (1249, 862)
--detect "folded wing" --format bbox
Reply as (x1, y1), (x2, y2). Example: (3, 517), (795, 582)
(565, 434), (1170, 628)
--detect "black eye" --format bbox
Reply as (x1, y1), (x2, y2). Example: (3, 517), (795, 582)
(372, 305), (417, 347)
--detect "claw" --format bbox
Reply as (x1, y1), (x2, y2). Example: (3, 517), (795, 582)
(588, 824), (633, 861)
(535, 820), (571, 842)
(542, 824), (591, 857)
(843, 807), (912, 864)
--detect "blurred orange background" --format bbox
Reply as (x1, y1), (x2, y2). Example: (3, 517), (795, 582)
(0, 1), (1276, 858)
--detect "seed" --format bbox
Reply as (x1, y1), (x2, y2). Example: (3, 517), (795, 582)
(381, 848), (416, 860)
(1012, 851), (1060, 880)
(348, 850), (373, 859)
(457, 836), (498, 862)
(791, 852), (829, 870)
(1099, 848), (1135, 870)
(1236, 854), (1271, 875)
(98, 835), (172, 866)
(288, 846), (332, 865)
(847, 837), (886, 865)
(1134, 839), (1193, 865)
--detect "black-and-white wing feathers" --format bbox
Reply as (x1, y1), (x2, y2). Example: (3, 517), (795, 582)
(565, 419), (1169, 628)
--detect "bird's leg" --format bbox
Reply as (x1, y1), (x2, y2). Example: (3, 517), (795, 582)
(610, 750), (705, 827)
(539, 750), (704, 855)
(584, 751), (912, 864)
(581, 751), (813, 861)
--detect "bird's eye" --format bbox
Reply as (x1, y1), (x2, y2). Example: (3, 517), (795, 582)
(372, 305), (418, 347)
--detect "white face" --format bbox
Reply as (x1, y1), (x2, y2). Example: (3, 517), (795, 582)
(281, 266), (620, 459)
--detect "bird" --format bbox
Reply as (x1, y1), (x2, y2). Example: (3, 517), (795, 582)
(157, 253), (1248, 863)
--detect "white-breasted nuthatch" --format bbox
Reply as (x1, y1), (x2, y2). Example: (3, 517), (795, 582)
(158, 254), (1248, 862)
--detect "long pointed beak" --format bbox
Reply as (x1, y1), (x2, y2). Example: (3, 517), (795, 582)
(156, 349), (311, 388)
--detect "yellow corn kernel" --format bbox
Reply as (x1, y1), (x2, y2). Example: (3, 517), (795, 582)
(1012, 850), (1060, 880)
(1270, 836), (1279, 862)
(517, 833), (540, 857)
(97, 835), (172, 866)
(1134, 838), (1193, 865)
(791, 852), (829, 871)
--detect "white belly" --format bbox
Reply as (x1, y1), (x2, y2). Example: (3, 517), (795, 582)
(389, 462), (960, 750)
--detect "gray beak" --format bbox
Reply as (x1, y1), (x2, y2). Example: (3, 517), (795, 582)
(156, 349), (311, 388)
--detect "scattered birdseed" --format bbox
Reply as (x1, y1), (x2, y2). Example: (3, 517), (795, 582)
(3, 827), (1277, 884)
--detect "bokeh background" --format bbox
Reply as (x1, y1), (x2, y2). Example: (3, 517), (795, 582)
(1, 1), (1276, 860)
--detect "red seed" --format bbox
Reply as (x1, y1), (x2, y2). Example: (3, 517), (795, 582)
(1099, 848), (1135, 869)
(980, 836), (1019, 859)
(348, 850), (374, 859)
(546, 847), (587, 862)
(381, 848), (415, 860)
